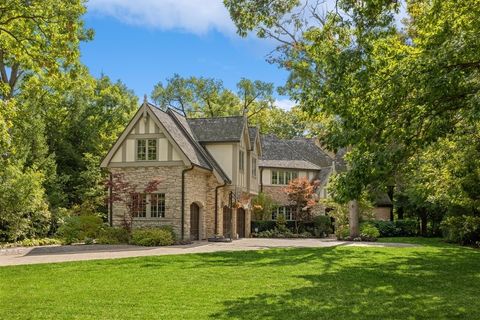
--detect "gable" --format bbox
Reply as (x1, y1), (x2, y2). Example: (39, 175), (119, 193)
(101, 105), (187, 168)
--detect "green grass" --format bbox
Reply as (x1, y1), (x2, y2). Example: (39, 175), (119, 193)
(0, 238), (479, 320)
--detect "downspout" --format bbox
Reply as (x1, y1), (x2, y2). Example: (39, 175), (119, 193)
(181, 165), (195, 241)
(215, 182), (227, 235)
(260, 167), (264, 193)
(109, 173), (113, 227)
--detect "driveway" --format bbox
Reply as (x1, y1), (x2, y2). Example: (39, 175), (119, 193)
(0, 238), (417, 266)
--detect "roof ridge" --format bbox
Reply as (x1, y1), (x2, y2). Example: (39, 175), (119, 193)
(186, 115), (245, 120)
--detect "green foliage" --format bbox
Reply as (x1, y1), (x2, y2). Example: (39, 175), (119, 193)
(251, 220), (276, 233)
(252, 192), (278, 221)
(97, 227), (130, 245)
(0, 237), (62, 249)
(313, 215), (332, 237)
(322, 195), (374, 228)
(56, 215), (103, 244)
(335, 225), (350, 240)
(370, 220), (418, 237)
(275, 213), (288, 232)
(0, 164), (50, 242)
(253, 229), (312, 238)
(440, 215), (480, 246)
(130, 227), (176, 247)
(359, 223), (380, 242)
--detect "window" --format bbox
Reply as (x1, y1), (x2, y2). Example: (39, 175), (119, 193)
(271, 171), (298, 185)
(131, 193), (147, 217)
(150, 193), (165, 218)
(239, 150), (244, 171)
(252, 158), (257, 177)
(271, 206), (294, 221)
(137, 139), (157, 161)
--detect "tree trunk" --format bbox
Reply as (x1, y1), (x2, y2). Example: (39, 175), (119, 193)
(349, 199), (360, 238)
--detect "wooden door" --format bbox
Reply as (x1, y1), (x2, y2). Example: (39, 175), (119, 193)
(190, 203), (200, 240)
(223, 206), (231, 238)
(236, 208), (245, 238)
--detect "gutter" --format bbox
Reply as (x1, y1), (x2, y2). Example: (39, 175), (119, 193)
(214, 182), (227, 235)
(181, 165), (195, 240)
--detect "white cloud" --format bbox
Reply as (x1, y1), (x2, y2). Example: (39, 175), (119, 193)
(275, 99), (296, 111)
(87, 0), (236, 35)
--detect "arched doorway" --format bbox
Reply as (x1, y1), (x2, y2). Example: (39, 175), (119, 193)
(190, 203), (200, 241)
(223, 206), (231, 238)
(236, 208), (246, 238)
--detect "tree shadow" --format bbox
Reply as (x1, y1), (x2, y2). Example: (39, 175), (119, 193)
(210, 246), (480, 319)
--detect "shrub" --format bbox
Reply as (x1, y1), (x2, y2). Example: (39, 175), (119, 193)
(313, 215), (332, 237)
(370, 220), (418, 237)
(360, 223), (380, 241)
(56, 215), (103, 244)
(252, 228), (312, 238)
(395, 219), (418, 236)
(97, 227), (130, 244)
(130, 227), (175, 246)
(0, 238), (62, 248)
(441, 215), (480, 246)
(335, 225), (350, 240)
(251, 220), (276, 233)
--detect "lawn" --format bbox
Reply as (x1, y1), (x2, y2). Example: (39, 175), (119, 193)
(0, 238), (479, 320)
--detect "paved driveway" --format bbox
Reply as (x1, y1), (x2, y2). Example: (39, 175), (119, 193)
(0, 238), (417, 266)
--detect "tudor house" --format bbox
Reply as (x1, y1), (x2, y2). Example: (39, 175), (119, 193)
(101, 100), (261, 241)
(101, 101), (392, 241)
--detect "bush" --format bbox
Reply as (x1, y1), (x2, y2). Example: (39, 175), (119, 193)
(56, 215), (103, 244)
(313, 215), (332, 237)
(252, 228), (312, 238)
(360, 223), (380, 241)
(0, 238), (62, 248)
(370, 220), (418, 237)
(335, 225), (350, 240)
(251, 221), (276, 233)
(97, 227), (130, 244)
(441, 215), (480, 246)
(130, 227), (175, 246)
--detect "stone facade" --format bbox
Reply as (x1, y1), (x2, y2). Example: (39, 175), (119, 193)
(109, 166), (184, 237)
(108, 166), (252, 240)
(373, 207), (391, 221)
(262, 185), (291, 205)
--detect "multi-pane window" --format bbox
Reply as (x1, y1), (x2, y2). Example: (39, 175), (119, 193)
(131, 193), (165, 218)
(137, 139), (157, 161)
(239, 150), (245, 171)
(131, 193), (147, 217)
(271, 171), (298, 185)
(271, 206), (294, 221)
(252, 158), (257, 177)
(150, 193), (165, 218)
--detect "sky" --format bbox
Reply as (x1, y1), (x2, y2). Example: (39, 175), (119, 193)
(81, 0), (295, 110)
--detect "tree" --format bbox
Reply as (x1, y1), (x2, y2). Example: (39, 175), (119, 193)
(0, 0), (93, 99)
(284, 177), (319, 233)
(251, 192), (278, 221)
(224, 0), (480, 237)
(105, 173), (162, 232)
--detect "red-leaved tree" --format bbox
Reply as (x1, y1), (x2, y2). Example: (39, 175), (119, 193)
(105, 173), (162, 232)
(284, 177), (320, 233)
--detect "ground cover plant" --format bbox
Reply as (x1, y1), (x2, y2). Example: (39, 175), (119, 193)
(0, 238), (478, 320)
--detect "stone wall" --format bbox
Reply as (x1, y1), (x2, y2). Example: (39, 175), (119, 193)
(109, 166), (184, 237)
(262, 185), (291, 205)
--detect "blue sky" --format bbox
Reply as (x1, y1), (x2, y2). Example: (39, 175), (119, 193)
(81, 0), (294, 109)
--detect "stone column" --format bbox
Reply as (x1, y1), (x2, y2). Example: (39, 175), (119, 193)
(231, 207), (238, 240)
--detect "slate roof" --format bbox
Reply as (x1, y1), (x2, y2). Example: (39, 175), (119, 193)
(260, 134), (333, 170)
(187, 116), (246, 143)
(248, 127), (258, 150)
(167, 109), (231, 183)
(258, 160), (321, 170)
(374, 192), (393, 207)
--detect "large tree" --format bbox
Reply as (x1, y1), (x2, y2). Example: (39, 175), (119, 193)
(224, 0), (480, 236)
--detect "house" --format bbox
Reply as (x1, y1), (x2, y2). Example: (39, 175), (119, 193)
(101, 100), (261, 241)
(101, 100), (392, 241)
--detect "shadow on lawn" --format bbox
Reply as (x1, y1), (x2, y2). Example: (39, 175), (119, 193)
(209, 246), (480, 320)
